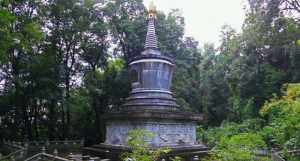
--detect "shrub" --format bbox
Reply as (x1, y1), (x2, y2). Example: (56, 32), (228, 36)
(198, 119), (264, 148)
(260, 83), (300, 150)
(202, 133), (270, 161)
(121, 129), (170, 161)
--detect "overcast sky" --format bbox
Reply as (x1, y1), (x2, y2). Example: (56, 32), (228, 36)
(143, 0), (247, 47)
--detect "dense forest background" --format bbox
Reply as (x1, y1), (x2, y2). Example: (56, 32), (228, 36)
(0, 0), (299, 149)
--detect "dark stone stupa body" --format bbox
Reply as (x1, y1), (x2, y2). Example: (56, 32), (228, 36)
(86, 4), (207, 160)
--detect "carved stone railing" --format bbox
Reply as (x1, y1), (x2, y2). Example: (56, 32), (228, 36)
(24, 152), (110, 161)
(24, 153), (71, 161)
(287, 149), (300, 155)
(0, 149), (27, 161)
(4, 141), (25, 149)
(2, 139), (83, 145)
(0, 140), (27, 161)
(1, 139), (112, 161)
(0, 139), (83, 161)
(251, 149), (300, 161)
(272, 152), (285, 161)
(24, 139), (84, 147)
(271, 149), (300, 161)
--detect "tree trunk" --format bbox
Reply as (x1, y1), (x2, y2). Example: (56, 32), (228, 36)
(92, 95), (102, 141)
(66, 82), (70, 139)
(48, 100), (56, 140)
(61, 103), (65, 139)
(34, 101), (39, 139)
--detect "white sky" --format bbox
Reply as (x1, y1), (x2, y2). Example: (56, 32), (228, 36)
(143, 0), (247, 47)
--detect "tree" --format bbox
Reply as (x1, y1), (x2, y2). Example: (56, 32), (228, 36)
(83, 59), (130, 142)
(105, 0), (146, 62)
(0, 0), (43, 140)
(40, 0), (111, 138)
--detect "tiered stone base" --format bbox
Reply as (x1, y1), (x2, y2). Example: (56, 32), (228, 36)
(85, 111), (207, 161)
(85, 143), (208, 161)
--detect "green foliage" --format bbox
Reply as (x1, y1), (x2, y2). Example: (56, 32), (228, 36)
(68, 88), (95, 140)
(122, 129), (170, 161)
(198, 119), (264, 148)
(260, 84), (300, 150)
(0, 9), (15, 60)
(83, 59), (130, 141)
(202, 133), (270, 161)
(22, 22), (43, 44)
(199, 120), (270, 161)
(297, 40), (300, 46)
(199, 84), (300, 161)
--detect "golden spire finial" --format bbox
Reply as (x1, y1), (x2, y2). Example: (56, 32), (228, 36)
(148, 1), (157, 19)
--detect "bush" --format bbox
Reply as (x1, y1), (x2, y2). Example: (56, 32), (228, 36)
(260, 83), (300, 150)
(121, 129), (170, 161)
(198, 84), (300, 161)
(202, 133), (270, 161)
(198, 119), (264, 148)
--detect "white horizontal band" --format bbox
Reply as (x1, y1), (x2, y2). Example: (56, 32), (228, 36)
(130, 59), (174, 66)
(132, 89), (172, 94)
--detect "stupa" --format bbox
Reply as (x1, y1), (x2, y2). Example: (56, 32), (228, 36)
(86, 2), (207, 160)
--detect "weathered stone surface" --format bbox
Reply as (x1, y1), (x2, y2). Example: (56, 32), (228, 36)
(103, 111), (203, 122)
(105, 120), (196, 147)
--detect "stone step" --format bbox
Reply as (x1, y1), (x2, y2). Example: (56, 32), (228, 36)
(68, 153), (105, 161)
(84, 147), (109, 153)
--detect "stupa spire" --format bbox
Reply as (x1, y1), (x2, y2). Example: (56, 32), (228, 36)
(145, 1), (158, 49)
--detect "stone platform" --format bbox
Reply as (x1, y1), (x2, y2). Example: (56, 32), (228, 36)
(104, 110), (203, 147)
(85, 143), (208, 161)
(85, 110), (208, 161)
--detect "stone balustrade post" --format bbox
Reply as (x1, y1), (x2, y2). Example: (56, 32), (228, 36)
(64, 139), (68, 145)
(35, 141), (39, 146)
(193, 155), (200, 161)
(42, 146), (46, 153)
(24, 142), (29, 149)
(46, 140), (50, 147)
(54, 149), (58, 156)
(80, 139), (84, 146)
(20, 150), (24, 158)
